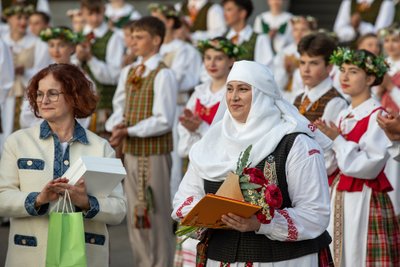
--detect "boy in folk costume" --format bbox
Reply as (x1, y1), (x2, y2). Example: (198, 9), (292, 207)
(253, 0), (293, 54)
(109, 17), (178, 267)
(177, 0), (226, 43)
(294, 33), (348, 125)
(222, 0), (274, 67)
(334, 0), (394, 44)
(76, 0), (124, 136)
(316, 48), (400, 266)
(104, 0), (141, 29)
(149, 3), (202, 202)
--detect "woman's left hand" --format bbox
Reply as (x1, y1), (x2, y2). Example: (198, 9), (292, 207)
(314, 119), (340, 140)
(50, 178), (90, 211)
(221, 213), (261, 232)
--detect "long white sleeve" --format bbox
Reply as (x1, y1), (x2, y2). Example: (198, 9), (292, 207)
(254, 34), (274, 67)
(321, 97), (349, 124)
(332, 111), (390, 178)
(127, 69), (178, 137)
(104, 64), (131, 132)
(256, 135), (330, 241)
(86, 32), (124, 85)
(334, 0), (357, 42)
(0, 40), (14, 103)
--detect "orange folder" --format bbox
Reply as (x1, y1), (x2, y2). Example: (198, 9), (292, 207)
(180, 173), (261, 229)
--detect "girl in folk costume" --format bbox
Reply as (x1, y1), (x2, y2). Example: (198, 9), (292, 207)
(19, 26), (92, 129)
(273, 15), (318, 103)
(315, 48), (400, 267)
(173, 61), (334, 267)
(174, 37), (240, 266)
(104, 0), (141, 29)
(253, 0), (293, 54)
(149, 3), (203, 203)
(334, 0), (394, 44)
(177, 0), (226, 43)
(1, 3), (51, 140)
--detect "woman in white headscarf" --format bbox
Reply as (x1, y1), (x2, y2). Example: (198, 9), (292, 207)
(172, 61), (333, 266)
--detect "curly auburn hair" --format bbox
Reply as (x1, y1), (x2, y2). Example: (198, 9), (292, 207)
(26, 63), (98, 119)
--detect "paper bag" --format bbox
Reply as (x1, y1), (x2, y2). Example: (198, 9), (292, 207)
(46, 191), (87, 267)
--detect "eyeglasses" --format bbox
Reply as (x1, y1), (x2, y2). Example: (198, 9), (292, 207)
(36, 89), (64, 102)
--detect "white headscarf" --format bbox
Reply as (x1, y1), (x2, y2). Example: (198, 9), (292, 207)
(189, 61), (332, 182)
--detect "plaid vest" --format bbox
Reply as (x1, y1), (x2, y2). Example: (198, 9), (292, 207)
(204, 133), (331, 262)
(294, 88), (344, 122)
(182, 0), (213, 32)
(351, 0), (382, 24)
(83, 30), (116, 110)
(123, 62), (173, 156)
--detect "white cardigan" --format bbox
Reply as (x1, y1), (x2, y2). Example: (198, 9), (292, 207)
(0, 122), (127, 267)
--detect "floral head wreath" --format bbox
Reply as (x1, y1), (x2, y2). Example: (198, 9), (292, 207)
(2, 4), (34, 18)
(330, 47), (389, 78)
(40, 27), (85, 44)
(148, 3), (180, 18)
(197, 38), (246, 58)
(378, 25), (400, 39)
(291, 15), (318, 31)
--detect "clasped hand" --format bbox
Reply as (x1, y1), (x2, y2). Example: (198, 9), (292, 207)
(179, 109), (202, 132)
(36, 178), (90, 211)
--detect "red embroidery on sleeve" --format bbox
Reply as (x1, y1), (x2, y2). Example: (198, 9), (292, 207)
(277, 210), (298, 241)
(308, 149), (320, 156)
(308, 123), (317, 132)
(176, 196), (194, 219)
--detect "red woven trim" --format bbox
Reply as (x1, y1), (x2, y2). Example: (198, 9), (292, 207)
(308, 149), (320, 156)
(278, 209), (298, 241)
(176, 196), (194, 219)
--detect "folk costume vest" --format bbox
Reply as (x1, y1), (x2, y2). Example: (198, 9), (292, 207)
(294, 88), (344, 122)
(204, 133), (331, 263)
(194, 99), (220, 125)
(224, 31), (257, 61)
(123, 62), (173, 156)
(328, 107), (392, 192)
(83, 30), (116, 110)
(181, 0), (213, 32)
(105, 14), (131, 29)
(350, 0), (383, 24)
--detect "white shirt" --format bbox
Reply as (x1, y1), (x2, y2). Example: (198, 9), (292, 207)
(301, 78), (349, 123)
(388, 141), (400, 161)
(1, 32), (52, 87)
(173, 134), (330, 243)
(105, 3), (141, 22)
(0, 39), (14, 104)
(253, 11), (293, 54)
(177, 81), (225, 157)
(333, 0), (394, 42)
(160, 39), (202, 92)
(226, 25), (274, 67)
(273, 43), (303, 102)
(326, 98), (390, 178)
(82, 23), (124, 85)
(105, 54), (178, 137)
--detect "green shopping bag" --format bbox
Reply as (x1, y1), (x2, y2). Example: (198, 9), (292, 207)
(46, 190), (87, 267)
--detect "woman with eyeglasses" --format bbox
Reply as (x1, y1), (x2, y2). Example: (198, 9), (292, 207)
(0, 63), (127, 267)
(20, 26), (93, 129)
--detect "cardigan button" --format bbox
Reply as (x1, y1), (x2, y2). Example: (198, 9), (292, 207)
(64, 160), (69, 166)
(21, 239), (27, 245)
(27, 160), (33, 166)
(90, 238), (95, 244)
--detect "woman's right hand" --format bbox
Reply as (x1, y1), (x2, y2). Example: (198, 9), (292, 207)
(35, 178), (69, 208)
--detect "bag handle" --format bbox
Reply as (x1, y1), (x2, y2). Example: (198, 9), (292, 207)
(51, 190), (74, 213)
